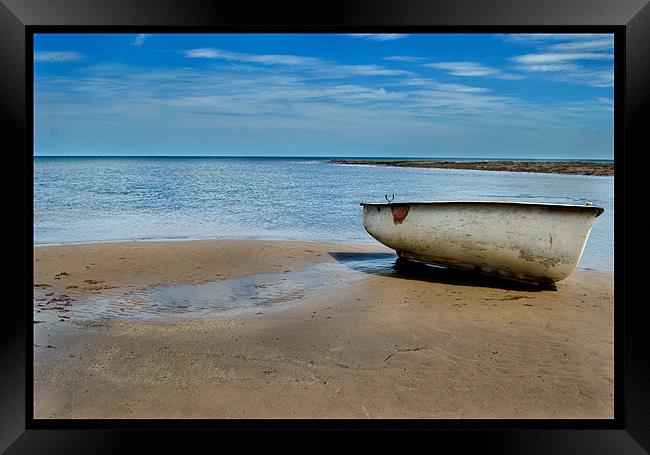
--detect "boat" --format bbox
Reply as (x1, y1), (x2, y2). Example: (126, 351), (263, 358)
(361, 199), (604, 284)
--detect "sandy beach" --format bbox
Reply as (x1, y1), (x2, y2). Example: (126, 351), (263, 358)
(33, 239), (613, 419)
(330, 159), (614, 176)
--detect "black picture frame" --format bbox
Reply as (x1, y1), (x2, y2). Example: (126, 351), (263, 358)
(2, 0), (649, 452)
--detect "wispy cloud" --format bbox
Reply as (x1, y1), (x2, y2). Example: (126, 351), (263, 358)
(501, 33), (612, 43)
(506, 34), (614, 87)
(345, 34), (409, 41)
(184, 47), (411, 78)
(329, 65), (408, 77)
(551, 67), (613, 88)
(396, 77), (490, 93)
(36, 58), (598, 130)
(132, 34), (152, 46)
(516, 63), (578, 72)
(34, 51), (83, 62)
(383, 56), (427, 62)
(546, 38), (613, 52)
(423, 61), (499, 77)
(33, 34), (614, 157)
(185, 48), (321, 66)
(513, 52), (612, 65)
(422, 61), (522, 79)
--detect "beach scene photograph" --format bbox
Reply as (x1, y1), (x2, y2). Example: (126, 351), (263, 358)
(33, 33), (614, 419)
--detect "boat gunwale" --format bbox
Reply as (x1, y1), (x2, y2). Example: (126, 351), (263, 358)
(360, 200), (604, 217)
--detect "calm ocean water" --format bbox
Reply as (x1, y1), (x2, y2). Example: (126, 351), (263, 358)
(34, 157), (614, 272)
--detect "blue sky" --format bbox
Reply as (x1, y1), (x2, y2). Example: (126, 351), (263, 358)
(34, 33), (614, 158)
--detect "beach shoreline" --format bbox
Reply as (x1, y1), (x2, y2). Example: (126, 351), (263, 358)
(34, 239), (614, 419)
(330, 159), (614, 176)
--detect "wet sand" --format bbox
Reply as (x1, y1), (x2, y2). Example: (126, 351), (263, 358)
(330, 159), (614, 176)
(34, 239), (613, 419)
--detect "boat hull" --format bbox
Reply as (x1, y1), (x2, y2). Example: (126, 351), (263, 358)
(362, 202), (603, 283)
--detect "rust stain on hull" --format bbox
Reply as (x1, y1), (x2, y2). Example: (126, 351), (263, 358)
(391, 205), (410, 224)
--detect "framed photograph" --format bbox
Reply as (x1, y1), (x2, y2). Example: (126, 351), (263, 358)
(2, 0), (649, 452)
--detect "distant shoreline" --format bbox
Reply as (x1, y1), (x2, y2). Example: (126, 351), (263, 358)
(329, 159), (614, 176)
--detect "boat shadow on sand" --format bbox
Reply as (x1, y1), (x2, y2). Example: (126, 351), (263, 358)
(328, 252), (557, 292)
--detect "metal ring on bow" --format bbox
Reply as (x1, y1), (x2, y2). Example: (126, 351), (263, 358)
(385, 193), (395, 203)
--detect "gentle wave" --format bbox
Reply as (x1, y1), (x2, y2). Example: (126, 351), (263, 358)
(34, 157), (614, 272)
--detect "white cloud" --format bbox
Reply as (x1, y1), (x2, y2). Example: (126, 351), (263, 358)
(515, 63), (578, 72)
(557, 68), (614, 88)
(501, 33), (613, 43)
(184, 47), (411, 78)
(34, 35), (614, 157)
(383, 56), (427, 62)
(34, 51), (83, 62)
(422, 61), (522, 80)
(35, 61), (519, 123)
(35, 57), (615, 158)
(435, 83), (490, 93)
(512, 63), (613, 87)
(184, 48), (322, 66)
(393, 77), (490, 93)
(507, 34), (614, 87)
(184, 48), (220, 59)
(330, 64), (409, 77)
(423, 61), (498, 77)
(35, 41), (613, 136)
(345, 34), (409, 41)
(547, 38), (613, 52)
(513, 52), (612, 65)
(132, 34), (152, 46)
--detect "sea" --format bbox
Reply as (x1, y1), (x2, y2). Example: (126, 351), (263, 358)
(34, 157), (614, 273)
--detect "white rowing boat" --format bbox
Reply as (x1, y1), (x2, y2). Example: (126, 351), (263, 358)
(361, 200), (604, 283)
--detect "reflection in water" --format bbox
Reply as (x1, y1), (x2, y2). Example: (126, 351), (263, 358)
(34, 262), (366, 322)
(326, 252), (399, 276)
(33, 252), (554, 323)
(328, 252), (555, 292)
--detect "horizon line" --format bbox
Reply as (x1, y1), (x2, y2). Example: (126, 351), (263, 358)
(33, 155), (614, 160)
